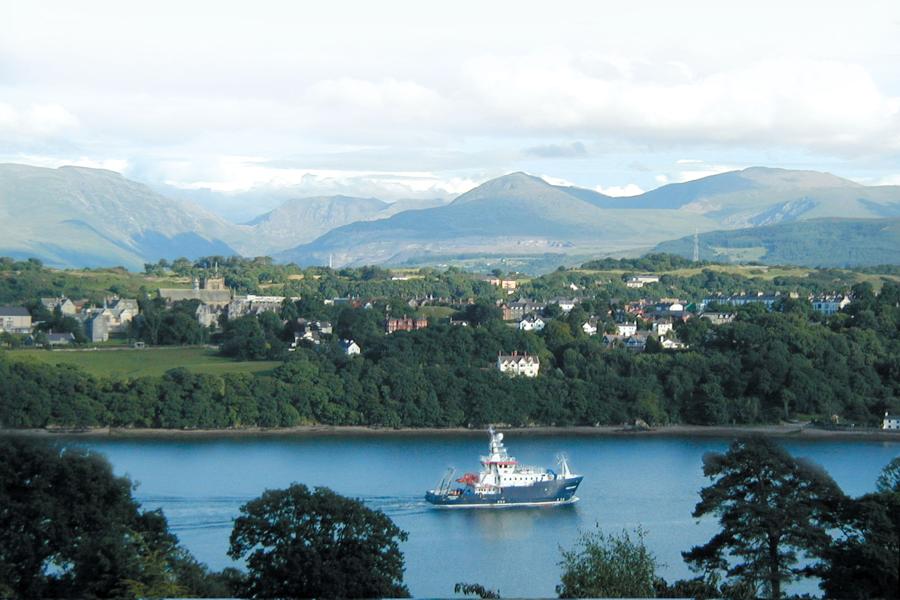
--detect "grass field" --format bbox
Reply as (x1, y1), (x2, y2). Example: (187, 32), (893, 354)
(5, 347), (282, 379)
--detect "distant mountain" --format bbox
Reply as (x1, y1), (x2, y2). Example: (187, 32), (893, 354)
(0, 164), (240, 269)
(4, 163), (899, 271)
(277, 172), (715, 266)
(239, 195), (449, 256)
(279, 167), (900, 267)
(653, 217), (900, 267)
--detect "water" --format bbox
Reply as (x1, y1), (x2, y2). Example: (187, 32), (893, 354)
(63, 433), (898, 598)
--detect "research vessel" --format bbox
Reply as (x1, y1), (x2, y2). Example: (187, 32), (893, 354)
(425, 428), (582, 508)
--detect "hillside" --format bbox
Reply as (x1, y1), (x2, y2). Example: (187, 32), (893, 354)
(0, 164), (240, 269)
(653, 217), (900, 267)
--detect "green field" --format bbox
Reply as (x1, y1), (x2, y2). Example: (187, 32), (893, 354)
(5, 347), (281, 379)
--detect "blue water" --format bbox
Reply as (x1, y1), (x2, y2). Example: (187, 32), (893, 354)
(64, 433), (898, 598)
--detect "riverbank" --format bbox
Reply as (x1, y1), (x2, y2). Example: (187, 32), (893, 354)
(3, 423), (899, 441)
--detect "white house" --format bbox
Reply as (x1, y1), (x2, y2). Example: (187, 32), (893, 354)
(625, 274), (660, 288)
(496, 352), (540, 377)
(883, 412), (900, 430)
(616, 322), (638, 336)
(652, 320), (673, 336)
(341, 339), (361, 356)
(551, 298), (578, 313)
(659, 337), (688, 350)
(0, 306), (32, 334)
(518, 315), (546, 331)
(581, 321), (598, 336)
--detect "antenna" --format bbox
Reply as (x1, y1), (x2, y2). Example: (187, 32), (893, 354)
(692, 229), (700, 262)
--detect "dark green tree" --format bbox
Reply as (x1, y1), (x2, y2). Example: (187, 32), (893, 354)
(684, 437), (844, 599)
(818, 457), (900, 599)
(557, 526), (658, 598)
(228, 483), (410, 599)
(0, 437), (222, 599)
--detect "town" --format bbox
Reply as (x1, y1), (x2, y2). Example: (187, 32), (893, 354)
(1, 253), (895, 432)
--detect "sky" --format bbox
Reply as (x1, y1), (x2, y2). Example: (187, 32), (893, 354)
(2, 1), (900, 218)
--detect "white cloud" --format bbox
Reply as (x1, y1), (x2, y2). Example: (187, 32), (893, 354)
(163, 156), (479, 198)
(0, 102), (79, 137)
(595, 183), (645, 197)
(539, 174), (577, 187)
(462, 55), (900, 152)
(3, 1), (900, 196)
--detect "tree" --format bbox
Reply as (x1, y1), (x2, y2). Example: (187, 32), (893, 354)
(0, 437), (221, 599)
(683, 437), (844, 599)
(455, 582), (501, 598)
(819, 458), (900, 599)
(557, 526), (658, 598)
(228, 483), (410, 599)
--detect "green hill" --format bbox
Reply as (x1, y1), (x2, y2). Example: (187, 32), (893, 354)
(0, 164), (239, 269)
(653, 217), (900, 267)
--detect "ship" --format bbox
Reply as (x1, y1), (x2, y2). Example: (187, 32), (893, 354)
(425, 428), (583, 508)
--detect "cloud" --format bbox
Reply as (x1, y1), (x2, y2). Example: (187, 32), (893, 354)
(595, 183), (645, 197)
(463, 55), (900, 153)
(0, 102), (78, 138)
(523, 141), (588, 158)
(163, 156), (479, 198)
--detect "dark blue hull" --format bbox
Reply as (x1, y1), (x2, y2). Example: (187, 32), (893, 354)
(426, 476), (583, 508)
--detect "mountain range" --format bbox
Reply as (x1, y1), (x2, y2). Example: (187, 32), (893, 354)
(1, 163), (898, 270)
(278, 168), (900, 267)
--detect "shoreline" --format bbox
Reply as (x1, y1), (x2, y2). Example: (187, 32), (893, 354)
(3, 424), (899, 442)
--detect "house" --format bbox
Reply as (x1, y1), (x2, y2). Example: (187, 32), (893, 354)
(449, 318), (470, 327)
(518, 315), (545, 332)
(496, 352), (540, 377)
(488, 278), (518, 292)
(652, 320), (673, 336)
(46, 332), (76, 346)
(196, 303), (223, 328)
(550, 298), (578, 313)
(386, 317), (428, 333)
(0, 306), (32, 334)
(103, 297), (139, 333)
(883, 412), (900, 431)
(502, 299), (546, 321)
(624, 333), (650, 352)
(581, 320), (598, 336)
(811, 295), (851, 316)
(700, 312), (736, 326)
(158, 274), (233, 308)
(83, 311), (109, 343)
(601, 334), (626, 348)
(616, 322), (638, 336)
(41, 297), (77, 316)
(659, 337), (688, 350)
(341, 339), (361, 356)
(702, 292), (789, 311)
(625, 274), (660, 288)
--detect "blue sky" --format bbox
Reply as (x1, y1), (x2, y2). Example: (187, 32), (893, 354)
(2, 1), (899, 212)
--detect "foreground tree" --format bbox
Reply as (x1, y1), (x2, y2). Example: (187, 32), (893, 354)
(557, 526), (657, 598)
(0, 436), (224, 599)
(818, 457), (900, 599)
(228, 483), (410, 599)
(684, 437), (844, 599)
